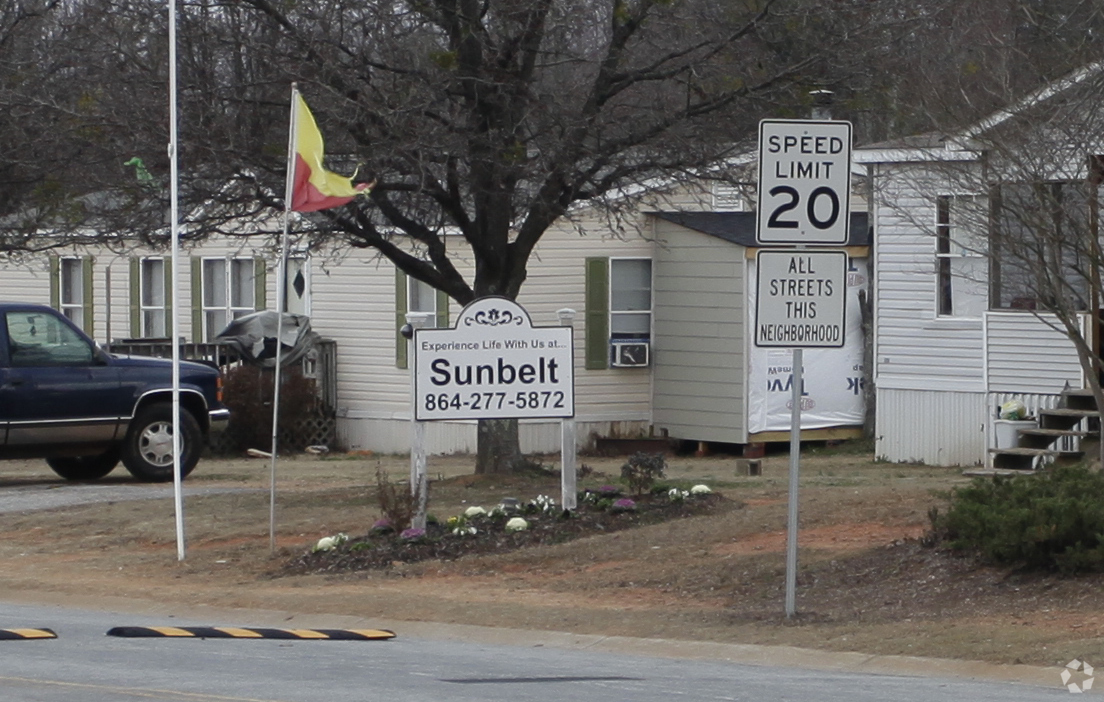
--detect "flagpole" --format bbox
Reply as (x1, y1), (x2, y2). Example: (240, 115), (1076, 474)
(268, 84), (297, 554)
(168, 0), (185, 561)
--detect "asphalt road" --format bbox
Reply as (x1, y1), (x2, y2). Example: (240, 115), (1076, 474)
(0, 601), (1071, 702)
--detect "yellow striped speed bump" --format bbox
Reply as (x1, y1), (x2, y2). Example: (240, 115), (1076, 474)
(0, 628), (57, 640)
(107, 626), (395, 641)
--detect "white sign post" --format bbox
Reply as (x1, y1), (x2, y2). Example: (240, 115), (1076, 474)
(755, 118), (852, 620)
(412, 297), (576, 513)
(757, 120), (852, 246)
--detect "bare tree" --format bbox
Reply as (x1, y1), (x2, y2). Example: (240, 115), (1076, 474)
(188, 0), (922, 472)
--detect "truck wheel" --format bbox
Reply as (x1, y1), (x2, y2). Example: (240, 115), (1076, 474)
(122, 404), (202, 482)
(46, 449), (121, 481)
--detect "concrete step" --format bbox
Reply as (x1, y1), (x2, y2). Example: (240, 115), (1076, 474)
(962, 467), (1040, 477)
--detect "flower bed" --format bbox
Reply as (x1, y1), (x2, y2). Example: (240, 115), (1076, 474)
(285, 489), (731, 575)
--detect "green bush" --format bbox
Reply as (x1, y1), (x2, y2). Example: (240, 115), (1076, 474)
(931, 465), (1104, 573)
(620, 452), (666, 495)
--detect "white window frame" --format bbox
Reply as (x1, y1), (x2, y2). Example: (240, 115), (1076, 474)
(935, 195), (988, 319)
(201, 257), (255, 340)
(59, 257), (85, 329)
(139, 257), (167, 338)
(609, 257), (653, 340)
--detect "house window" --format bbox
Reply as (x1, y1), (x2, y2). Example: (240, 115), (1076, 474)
(935, 195), (988, 318)
(610, 258), (652, 339)
(140, 258), (167, 337)
(201, 258), (256, 340)
(990, 181), (1091, 311)
(394, 268), (449, 368)
(408, 277), (437, 325)
(59, 257), (87, 330)
(584, 257), (652, 369)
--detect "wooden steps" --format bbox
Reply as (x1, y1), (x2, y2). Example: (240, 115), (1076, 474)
(983, 389), (1099, 473)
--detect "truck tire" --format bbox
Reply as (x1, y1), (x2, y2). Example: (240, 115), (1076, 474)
(122, 404), (202, 482)
(46, 448), (121, 481)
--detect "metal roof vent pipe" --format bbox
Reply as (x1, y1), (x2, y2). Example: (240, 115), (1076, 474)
(810, 89), (834, 120)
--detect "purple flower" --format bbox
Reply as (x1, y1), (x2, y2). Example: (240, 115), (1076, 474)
(400, 527), (426, 542)
(610, 498), (636, 513)
(371, 518), (394, 534)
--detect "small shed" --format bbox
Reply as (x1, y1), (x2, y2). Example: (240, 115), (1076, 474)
(649, 211), (870, 450)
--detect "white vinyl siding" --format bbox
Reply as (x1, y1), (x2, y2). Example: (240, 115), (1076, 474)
(651, 220), (745, 443)
(984, 311), (1085, 394)
(876, 387), (987, 467)
(872, 165), (986, 393)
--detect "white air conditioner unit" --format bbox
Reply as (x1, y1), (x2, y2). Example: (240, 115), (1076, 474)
(610, 341), (650, 368)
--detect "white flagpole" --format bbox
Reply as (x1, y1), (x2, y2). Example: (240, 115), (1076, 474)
(269, 84), (297, 554)
(168, 0), (185, 560)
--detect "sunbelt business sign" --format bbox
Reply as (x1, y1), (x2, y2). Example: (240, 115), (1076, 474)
(413, 297), (575, 421)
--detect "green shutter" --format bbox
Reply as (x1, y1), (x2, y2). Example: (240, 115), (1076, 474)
(129, 257), (140, 337)
(190, 256), (203, 341)
(254, 258), (267, 310)
(82, 257), (94, 337)
(435, 288), (450, 329)
(584, 257), (609, 370)
(395, 268), (408, 369)
(49, 255), (60, 309)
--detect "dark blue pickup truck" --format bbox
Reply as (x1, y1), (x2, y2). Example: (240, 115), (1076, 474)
(0, 302), (229, 481)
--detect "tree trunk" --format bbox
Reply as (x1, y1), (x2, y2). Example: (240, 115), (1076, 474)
(475, 418), (524, 474)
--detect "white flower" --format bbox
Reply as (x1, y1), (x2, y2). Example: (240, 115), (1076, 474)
(668, 488), (689, 501)
(530, 494), (557, 514)
(690, 484), (712, 495)
(312, 532), (348, 553)
(452, 525), (478, 536)
(464, 506), (487, 518)
(505, 517), (529, 532)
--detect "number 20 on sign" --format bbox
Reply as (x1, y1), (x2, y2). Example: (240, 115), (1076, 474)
(756, 120), (852, 246)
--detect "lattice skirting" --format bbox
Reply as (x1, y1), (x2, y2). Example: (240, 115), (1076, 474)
(210, 412), (336, 456)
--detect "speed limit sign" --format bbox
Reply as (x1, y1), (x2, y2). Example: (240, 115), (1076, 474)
(756, 120), (852, 245)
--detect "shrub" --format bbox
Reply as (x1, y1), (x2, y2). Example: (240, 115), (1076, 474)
(621, 452), (667, 495)
(930, 465), (1104, 573)
(374, 467), (422, 532)
(221, 364), (322, 453)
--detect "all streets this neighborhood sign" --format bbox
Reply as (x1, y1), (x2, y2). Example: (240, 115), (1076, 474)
(755, 250), (847, 348)
(414, 297), (575, 421)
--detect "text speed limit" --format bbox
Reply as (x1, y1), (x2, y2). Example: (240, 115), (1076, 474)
(757, 119), (852, 245)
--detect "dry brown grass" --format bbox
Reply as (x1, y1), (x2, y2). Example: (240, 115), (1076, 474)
(0, 446), (1102, 667)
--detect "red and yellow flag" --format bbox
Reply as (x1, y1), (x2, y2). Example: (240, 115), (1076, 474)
(290, 93), (370, 212)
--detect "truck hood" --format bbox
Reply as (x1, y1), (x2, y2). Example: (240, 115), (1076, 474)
(110, 353), (219, 376)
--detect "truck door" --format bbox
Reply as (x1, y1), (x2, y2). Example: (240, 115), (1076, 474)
(2, 310), (122, 449)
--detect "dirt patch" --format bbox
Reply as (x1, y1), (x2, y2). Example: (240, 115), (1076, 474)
(0, 448), (1101, 668)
